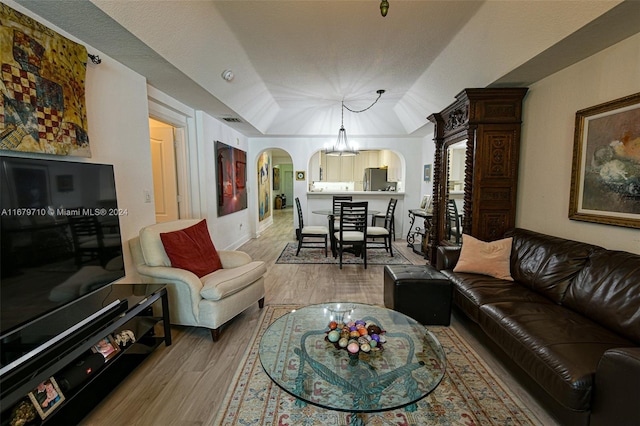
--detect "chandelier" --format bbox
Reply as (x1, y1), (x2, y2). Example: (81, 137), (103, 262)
(325, 90), (385, 157)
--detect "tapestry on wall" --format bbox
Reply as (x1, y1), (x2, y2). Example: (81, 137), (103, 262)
(257, 152), (271, 221)
(216, 140), (247, 217)
(0, 3), (90, 157)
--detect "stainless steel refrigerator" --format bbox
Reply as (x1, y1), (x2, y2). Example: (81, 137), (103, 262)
(363, 168), (388, 191)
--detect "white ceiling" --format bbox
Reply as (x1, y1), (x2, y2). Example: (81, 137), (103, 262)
(14, 0), (640, 139)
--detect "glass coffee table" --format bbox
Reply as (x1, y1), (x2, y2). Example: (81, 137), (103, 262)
(258, 303), (446, 425)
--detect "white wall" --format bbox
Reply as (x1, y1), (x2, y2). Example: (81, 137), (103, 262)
(518, 32), (640, 254)
(196, 112), (254, 250)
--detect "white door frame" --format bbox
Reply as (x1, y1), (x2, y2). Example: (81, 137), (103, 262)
(148, 88), (199, 219)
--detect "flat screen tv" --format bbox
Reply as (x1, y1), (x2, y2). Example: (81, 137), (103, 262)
(0, 156), (125, 338)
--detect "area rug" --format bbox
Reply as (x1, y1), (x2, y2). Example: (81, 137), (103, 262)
(276, 242), (412, 265)
(215, 305), (542, 425)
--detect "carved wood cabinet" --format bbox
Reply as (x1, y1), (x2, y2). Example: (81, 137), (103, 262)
(427, 88), (528, 261)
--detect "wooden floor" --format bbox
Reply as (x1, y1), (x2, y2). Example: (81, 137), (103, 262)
(81, 208), (558, 425)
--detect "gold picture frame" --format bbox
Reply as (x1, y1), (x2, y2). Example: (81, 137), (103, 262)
(569, 93), (640, 229)
(295, 171), (306, 181)
(27, 377), (65, 420)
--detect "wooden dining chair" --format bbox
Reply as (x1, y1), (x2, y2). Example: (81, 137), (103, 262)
(334, 201), (368, 269)
(367, 198), (397, 256)
(295, 197), (329, 256)
(371, 198), (397, 240)
(446, 199), (462, 244)
(332, 195), (353, 232)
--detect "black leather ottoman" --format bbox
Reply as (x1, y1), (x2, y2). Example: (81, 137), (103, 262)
(383, 265), (452, 325)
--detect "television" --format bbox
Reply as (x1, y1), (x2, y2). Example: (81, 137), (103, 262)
(0, 156), (125, 340)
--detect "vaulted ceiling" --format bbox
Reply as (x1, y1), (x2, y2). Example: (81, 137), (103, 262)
(14, 0), (640, 138)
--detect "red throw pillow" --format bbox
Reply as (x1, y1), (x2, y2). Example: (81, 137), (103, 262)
(160, 219), (222, 277)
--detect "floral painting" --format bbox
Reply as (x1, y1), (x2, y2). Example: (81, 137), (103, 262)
(0, 3), (90, 156)
(216, 141), (247, 216)
(569, 93), (640, 228)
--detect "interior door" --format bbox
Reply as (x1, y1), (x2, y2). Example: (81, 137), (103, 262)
(149, 119), (179, 223)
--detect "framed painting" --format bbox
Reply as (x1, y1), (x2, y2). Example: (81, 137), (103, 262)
(273, 167), (280, 190)
(216, 141), (248, 217)
(257, 152), (271, 221)
(569, 93), (640, 228)
(424, 164), (432, 182)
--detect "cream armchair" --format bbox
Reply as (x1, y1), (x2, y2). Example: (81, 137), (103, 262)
(129, 220), (266, 341)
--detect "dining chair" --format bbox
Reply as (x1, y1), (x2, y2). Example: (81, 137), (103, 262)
(334, 201), (368, 269)
(446, 199), (461, 244)
(331, 195), (353, 230)
(295, 197), (329, 256)
(332, 195), (353, 216)
(371, 198), (397, 240)
(367, 198), (397, 256)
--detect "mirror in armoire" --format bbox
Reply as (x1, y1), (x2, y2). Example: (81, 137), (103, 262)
(443, 140), (466, 245)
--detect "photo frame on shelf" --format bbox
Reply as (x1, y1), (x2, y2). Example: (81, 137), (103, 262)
(27, 377), (65, 420)
(420, 194), (432, 211)
(424, 164), (432, 182)
(91, 334), (121, 362)
(569, 92), (640, 229)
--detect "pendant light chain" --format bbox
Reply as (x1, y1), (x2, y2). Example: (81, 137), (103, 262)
(343, 89), (385, 114)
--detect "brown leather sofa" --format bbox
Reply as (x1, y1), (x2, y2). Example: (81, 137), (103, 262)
(436, 228), (640, 426)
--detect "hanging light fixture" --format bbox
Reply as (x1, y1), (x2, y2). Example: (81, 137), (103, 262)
(380, 0), (389, 17)
(325, 90), (385, 157)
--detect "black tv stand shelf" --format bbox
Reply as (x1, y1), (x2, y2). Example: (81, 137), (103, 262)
(0, 284), (171, 426)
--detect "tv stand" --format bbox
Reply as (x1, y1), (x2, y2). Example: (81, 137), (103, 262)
(0, 284), (170, 425)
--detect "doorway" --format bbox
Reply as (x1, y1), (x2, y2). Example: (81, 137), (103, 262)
(149, 118), (179, 223)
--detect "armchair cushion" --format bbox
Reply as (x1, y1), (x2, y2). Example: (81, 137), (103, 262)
(159, 219), (222, 277)
(200, 260), (267, 300)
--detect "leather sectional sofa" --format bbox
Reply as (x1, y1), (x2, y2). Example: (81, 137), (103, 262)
(436, 228), (640, 426)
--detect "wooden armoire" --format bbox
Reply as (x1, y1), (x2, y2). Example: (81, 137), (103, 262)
(427, 88), (528, 261)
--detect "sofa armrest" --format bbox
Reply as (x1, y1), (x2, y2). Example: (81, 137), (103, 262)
(218, 250), (252, 268)
(436, 246), (462, 271)
(590, 347), (640, 426)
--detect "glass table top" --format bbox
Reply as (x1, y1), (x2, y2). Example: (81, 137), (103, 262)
(258, 303), (446, 415)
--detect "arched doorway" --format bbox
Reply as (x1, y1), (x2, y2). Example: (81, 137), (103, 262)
(256, 148), (295, 237)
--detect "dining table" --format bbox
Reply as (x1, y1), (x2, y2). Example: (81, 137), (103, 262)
(312, 209), (381, 257)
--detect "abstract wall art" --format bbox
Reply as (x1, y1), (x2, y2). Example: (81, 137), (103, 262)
(216, 141), (247, 217)
(257, 152), (271, 221)
(0, 3), (91, 157)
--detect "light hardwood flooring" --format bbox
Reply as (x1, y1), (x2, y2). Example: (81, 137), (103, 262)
(81, 208), (559, 425)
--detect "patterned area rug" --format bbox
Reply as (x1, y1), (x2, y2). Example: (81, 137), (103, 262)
(215, 305), (542, 425)
(276, 242), (412, 265)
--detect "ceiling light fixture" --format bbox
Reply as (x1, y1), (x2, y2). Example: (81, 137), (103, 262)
(380, 0), (389, 17)
(326, 90), (385, 157)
